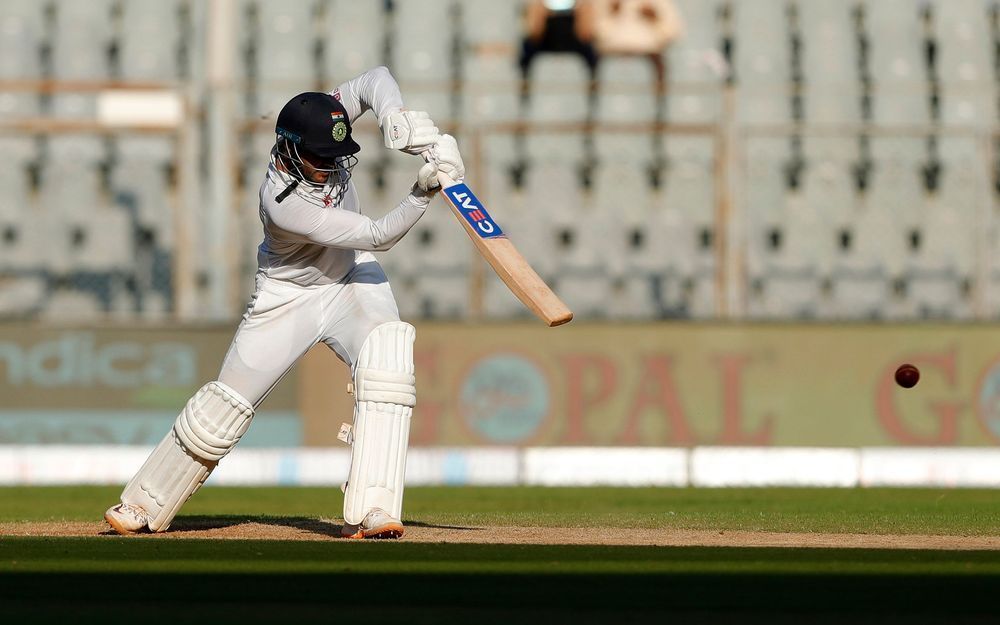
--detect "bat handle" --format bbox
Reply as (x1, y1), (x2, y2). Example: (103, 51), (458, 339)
(436, 171), (456, 189)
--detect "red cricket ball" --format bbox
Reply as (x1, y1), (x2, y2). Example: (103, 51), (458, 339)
(895, 364), (920, 389)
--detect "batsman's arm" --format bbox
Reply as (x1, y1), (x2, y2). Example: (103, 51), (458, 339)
(331, 66), (404, 124)
(332, 66), (440, 156)
(265, 188), (430, 252)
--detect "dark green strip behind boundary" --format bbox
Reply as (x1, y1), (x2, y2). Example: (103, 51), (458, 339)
(1, 572), (998, 625)
(3, 538), (1000, 624)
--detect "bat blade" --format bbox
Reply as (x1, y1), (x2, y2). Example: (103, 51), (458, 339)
(438, 176), (573, 326)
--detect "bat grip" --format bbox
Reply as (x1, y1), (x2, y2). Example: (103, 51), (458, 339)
(436, 172), (456, 188)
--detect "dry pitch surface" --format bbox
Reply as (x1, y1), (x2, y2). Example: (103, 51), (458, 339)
(3, 519), (999, 550)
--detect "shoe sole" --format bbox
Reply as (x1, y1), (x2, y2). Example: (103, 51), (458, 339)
(342, 522), (405, 540)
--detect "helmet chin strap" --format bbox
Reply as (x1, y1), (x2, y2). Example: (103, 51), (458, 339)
(272, 138), (357, 207)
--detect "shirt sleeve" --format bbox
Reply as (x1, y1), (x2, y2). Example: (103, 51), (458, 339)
(330, 66), (404, 125)
(265, 188), (431, 252)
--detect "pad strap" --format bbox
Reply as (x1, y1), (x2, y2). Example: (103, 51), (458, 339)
(354, 368), (416, 406)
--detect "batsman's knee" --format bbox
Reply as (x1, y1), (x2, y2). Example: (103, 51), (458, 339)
(121, 381), (255, 532)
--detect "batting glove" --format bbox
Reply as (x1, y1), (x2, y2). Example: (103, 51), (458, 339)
(430, 134), (465, 184)
(381, 110), (440, 155)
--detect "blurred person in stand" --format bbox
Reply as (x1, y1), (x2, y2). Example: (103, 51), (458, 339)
(592, 0), (684, 185)
(513, 0), (599, 187)
(592, 0), (684, 103)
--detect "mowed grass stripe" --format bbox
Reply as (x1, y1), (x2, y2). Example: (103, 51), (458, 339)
(3, 538), (1000, 575)
(1, 486), (999, 535)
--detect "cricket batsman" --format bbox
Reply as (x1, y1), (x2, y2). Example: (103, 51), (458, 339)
(104, 66), (465, 539)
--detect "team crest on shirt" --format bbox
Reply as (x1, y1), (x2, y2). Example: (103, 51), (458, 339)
(332, 121), (347, 141)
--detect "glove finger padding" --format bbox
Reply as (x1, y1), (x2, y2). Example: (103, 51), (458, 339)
(382, 110), (441, 155)
(431, 134), (465, 183)
(417, 161), (440, 192)
(407, 112), (440, 147)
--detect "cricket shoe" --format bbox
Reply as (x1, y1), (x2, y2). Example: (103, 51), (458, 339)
(341, 508), (404, 540)
(104, 502), (150, 535)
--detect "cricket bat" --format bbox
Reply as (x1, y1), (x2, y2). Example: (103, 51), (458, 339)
(437, 173), (573, 327)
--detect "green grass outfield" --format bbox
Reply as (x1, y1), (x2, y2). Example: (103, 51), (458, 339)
(1, 486), (999, 624)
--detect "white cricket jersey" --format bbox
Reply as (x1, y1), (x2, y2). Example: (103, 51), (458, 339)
(254, 66), (430, 286)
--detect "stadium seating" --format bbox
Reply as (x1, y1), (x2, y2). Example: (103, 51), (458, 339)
(111, 135), (176, 246)
(38, 136), (109, 216)
(800, 137), (856, 216)
(524, 56), (592, 123)
(734, 0), (790, 126)
(798, 0), (860, 124)
(865, 0), (930, 126)
(0, 1), (45, 80)
(64, 210), (134, 274)
(0, 136), (36, 216)
(392, 0), (455, 83)
(50, 94), (98, 120)
(50, 0), (116, 80)
(0, 214), (46, 275)
(323, 0), (385, 80)
(119, 0), (186, 81)
(253, 1), (317, 84)
(460, 1), (522, 123)
(665, 0), (725, 124)
(934, 0), (992, 126)
(746, 191), (828, 319)
(595, 58), (659, 123)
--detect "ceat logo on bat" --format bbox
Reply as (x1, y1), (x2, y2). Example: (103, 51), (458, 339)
(446, 184), (504, 239)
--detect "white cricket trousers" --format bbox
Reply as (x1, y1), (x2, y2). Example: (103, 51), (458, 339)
(217, 252), (401, 408)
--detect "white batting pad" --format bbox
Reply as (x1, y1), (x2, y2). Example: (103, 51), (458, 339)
(343, 322), (416, 525)
(120, 381), (254, 532)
